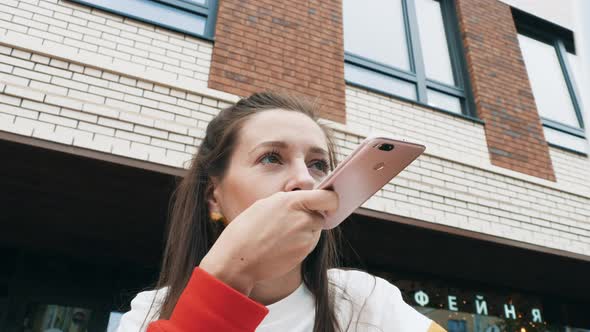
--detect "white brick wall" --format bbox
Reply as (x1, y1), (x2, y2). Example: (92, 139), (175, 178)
(343, 86), (590, 197)
(382, 151), (588, 254)
(339, 87), (590, 256)
(0, 0), (213, 89)
(550, 147), (590, 195)
(345, 86), (491, 167)
(0, 46), (224, 169)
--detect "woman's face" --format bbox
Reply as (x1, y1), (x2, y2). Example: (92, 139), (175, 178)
(208, 109), (331, 222)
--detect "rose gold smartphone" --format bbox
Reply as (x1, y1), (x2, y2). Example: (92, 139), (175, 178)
(315, 136), (425, 229)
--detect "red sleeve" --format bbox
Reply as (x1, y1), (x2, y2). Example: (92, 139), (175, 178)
(147, 267), (269, 332)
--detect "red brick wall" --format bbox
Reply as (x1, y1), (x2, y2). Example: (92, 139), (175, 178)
(455, 0), (556, 181)
(209, 0), (346, 123)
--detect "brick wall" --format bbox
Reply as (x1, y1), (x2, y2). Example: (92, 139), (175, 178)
(0, 0), (588, 258)
(0, 45), (233, 168)
(455, 0), (556, 181)
(1, 47), (588, 256)
(0, 0), (214, 91)
(341, 87), (590, 256)
(355, 146), (590, 255)
(550, 148), (590, 195)
(209, 0), (346, 123)
(345, 86), (490, 167)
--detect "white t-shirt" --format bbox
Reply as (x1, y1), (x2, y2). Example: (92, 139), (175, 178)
(116, 268), (438, 332)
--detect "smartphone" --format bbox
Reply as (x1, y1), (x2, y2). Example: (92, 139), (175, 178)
(315, 136), (425, 229)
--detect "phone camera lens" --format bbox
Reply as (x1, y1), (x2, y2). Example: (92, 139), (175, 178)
(378, 144), (394, 151)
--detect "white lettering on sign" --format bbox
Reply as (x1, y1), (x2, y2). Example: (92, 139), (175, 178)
(414, 290), (429, 307)
(504, 304), (516, 319)
(448, 296), (458, 311)
(531, 308), (542, 323)
(475, 295), (488, 315)
(409, 289), (542, 323)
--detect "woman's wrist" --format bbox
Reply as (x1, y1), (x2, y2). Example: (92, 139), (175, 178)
(199, 257), (255, 297)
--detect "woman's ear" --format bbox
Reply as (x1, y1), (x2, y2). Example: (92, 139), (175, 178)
(206, 177), (222, 214)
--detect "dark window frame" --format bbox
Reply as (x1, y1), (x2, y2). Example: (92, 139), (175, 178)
(70, 0), (218, 41)
(513, 8), (586, 140)
(344, 0), (477, 120)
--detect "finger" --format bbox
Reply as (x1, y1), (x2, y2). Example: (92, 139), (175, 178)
(287, 189), (339, 213)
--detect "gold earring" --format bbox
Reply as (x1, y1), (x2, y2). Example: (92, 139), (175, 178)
(210, 211), (226, 225)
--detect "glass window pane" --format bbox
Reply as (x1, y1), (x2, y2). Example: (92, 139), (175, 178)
(543, 126), (587, 153)
(415, 0), (455, 85)
(23, 303), (93, 332)
(107, 312), (124, 332)
(343, 0), (410, 71)
(567, 52), (580, 88)
(83, 0), (206, 36)
(182, 0), (207, 6)
(518, 34), (580, 128)
(426, 89), (462, 113)
(345, 63), (417, 100)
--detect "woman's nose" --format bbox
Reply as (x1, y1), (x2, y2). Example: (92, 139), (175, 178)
(284, 160), (316, 191)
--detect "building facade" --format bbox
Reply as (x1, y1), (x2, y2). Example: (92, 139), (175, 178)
(0, 0), (588, 331)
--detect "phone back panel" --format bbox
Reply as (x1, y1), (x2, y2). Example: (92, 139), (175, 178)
(317, 137), (425, 229)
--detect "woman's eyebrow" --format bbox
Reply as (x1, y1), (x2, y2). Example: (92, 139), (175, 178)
(248, 140), (328, 157)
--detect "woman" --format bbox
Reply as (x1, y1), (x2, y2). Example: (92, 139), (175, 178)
(116, 91), (445, 332)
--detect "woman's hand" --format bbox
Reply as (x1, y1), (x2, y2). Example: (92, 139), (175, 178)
(199, 189), (339, 296)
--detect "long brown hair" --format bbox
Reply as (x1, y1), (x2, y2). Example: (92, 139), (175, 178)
(152, 91), (349, 332)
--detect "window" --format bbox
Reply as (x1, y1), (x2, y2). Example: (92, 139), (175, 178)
(106, 311), (124, 332)
(23, 303), (93, 331)
(447, 319), (468, 332)
(70, 0), (218, 40)
(514, 9), (586, 154)
(343, 0), (474, 117)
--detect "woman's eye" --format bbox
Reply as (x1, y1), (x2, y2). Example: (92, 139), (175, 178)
(260, 152), (281, 164)
(259, 152), (328, 173)
(310, 160), (329, 173)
